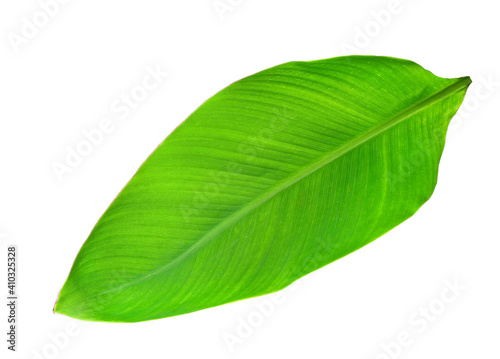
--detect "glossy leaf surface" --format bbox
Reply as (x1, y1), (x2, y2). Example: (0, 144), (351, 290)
(54, 56), (471, 322)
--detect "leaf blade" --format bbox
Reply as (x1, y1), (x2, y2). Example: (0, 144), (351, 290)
(55, 56), (471, 322)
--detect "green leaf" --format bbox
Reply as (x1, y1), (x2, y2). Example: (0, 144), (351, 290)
(54, 56), (471, 322)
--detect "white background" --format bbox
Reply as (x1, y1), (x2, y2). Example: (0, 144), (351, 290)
(1, 0), (499, 358)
